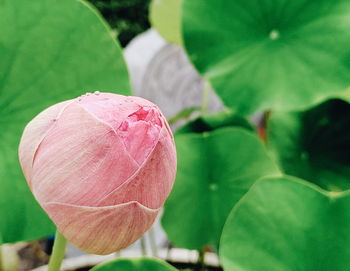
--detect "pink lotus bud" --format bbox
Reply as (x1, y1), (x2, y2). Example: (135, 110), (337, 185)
(18, 92), (177, 255)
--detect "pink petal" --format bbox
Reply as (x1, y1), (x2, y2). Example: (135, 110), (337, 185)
(117, 107), (162, 165)
(31, 103), (139, 206)
(77, 93), (155, 131)
(43, 201), (159, 255)
(96, 125), (177, 209)
(18, 100), (72, 187)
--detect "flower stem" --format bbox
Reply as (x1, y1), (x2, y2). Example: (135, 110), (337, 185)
(48, 231), (67, 271)
(140, 235), (147, 256)
(0, 245), (3, 271)
(258, 109), (271, 142)
(201, 81), (211, 115)
(148, 228), (158, 257)
(0, 233), (3, 271)
(197, 248), (206, 271)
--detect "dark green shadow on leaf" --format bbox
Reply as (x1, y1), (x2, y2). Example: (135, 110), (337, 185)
(267, 98), (350, 191)
(182, 0), (350, 114)
(220, 176), (350, 271)
(0, 0), (130, 244)
(90, 257), (178, 271)
(162, 126), (280, 250)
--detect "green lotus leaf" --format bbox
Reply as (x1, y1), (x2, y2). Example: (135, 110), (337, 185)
(150, 0), (182, 45)
(220, 176), (350, 271)
(268, 98), (350, 191)
(176, 109), (254, 134)
(182, 0), (350, 114)
(162, 125), (280, 249)
(90, 258), (178, 271)
(0, 0), (130, 244)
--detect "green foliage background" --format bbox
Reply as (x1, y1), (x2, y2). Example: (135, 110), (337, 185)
(0, 0), (130, 245)
(88, 0), (151, 47)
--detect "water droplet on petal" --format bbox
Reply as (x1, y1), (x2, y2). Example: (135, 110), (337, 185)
(94, 91), (100, 96)
(124, 97), (134, 103)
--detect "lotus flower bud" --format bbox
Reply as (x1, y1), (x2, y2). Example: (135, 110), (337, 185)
(18, 92), (177, 255)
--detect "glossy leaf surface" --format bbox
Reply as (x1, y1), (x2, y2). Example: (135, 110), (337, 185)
(182, 0), (350, 114)
(220, 176), (350, 271)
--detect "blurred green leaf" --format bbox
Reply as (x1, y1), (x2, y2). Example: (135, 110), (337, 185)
(162, 126), (280, 249)
(268, 99), (350, 191)
(150, 0), (183, 45)
(182, 0), (350, 114)
(90, 257), (178, 271)
(0, 0), (130, 244)
(176, 109), (254, 134)
(220, 176), (350, 271)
